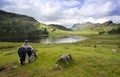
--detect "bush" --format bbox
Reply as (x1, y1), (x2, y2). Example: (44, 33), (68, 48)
(108, 27), (120, 34)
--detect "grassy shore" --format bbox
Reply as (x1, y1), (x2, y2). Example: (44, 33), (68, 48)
(0, 34), (120, 77)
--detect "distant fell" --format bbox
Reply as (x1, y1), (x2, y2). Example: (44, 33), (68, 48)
(71, 20), (119, 31)
(102, 20), (114, 26)
(48, 24), (72, 31)
(71, 22), (99, 30)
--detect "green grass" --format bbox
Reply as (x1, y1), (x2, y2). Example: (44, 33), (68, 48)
(0, 34), (120, 77)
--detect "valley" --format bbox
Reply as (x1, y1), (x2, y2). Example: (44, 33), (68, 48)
(0, 10), (120, 77)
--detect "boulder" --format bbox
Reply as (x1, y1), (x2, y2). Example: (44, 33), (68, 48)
(55, 54), (72, 69)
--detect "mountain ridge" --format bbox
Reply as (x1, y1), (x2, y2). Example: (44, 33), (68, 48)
(71, 20), (119, 31)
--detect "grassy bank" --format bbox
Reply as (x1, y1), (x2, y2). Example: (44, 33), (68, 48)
(0, 34), (120, 77)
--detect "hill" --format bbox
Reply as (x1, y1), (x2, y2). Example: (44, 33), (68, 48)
(39, 24), (72, 36)
(0, 10), (48, 41)
(71, 21), (120, 34)
(48, 24), (71, 31)
(0, 10), (39, 25)
(71, 22), (100, 30)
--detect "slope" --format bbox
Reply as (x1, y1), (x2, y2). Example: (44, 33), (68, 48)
(0, 10), (48, 41)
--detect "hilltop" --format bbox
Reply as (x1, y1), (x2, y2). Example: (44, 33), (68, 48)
(102, 20), (114, 26)
(71, 22), (96, 30)
(0, 10), (39, 25)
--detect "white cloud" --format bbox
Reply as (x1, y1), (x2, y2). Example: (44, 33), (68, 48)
(1, 0), (120, 27)
(103, 15), (120, 23)
(62, 0), (81, 7)
(79, 0), (117, 17)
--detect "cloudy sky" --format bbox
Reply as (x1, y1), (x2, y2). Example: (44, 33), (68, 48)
(0, 0), (120, 27)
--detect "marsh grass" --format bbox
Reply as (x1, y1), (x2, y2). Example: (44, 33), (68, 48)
(0, 34), (120, 77)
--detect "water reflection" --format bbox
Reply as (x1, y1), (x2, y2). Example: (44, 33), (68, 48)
(39, 36), (86, 44)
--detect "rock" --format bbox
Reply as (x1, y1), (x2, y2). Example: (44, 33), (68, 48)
(112, 49), (117, 52)
(55, 54), (72, 69)
(12, 65), (18, 69)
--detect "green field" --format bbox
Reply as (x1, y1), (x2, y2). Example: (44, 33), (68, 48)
(0, 34), (120, 77)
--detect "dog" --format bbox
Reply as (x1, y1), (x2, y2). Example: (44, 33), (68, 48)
(18, 47), (26, 65)
(18, 47), (37, 65)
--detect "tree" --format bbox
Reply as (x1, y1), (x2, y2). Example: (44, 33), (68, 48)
(43, 28), (49, 35)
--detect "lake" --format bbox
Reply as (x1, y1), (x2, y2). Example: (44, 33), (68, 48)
(39, 36), (86, 44)
(0, 35), (86, 43)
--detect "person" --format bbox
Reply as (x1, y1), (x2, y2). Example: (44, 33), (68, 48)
(21, 40), (33, 49)
(22, 40), (37, 57)
(18, 40), (36, 65)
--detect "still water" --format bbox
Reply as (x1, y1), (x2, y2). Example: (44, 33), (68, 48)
(39, 36), (86, 44)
